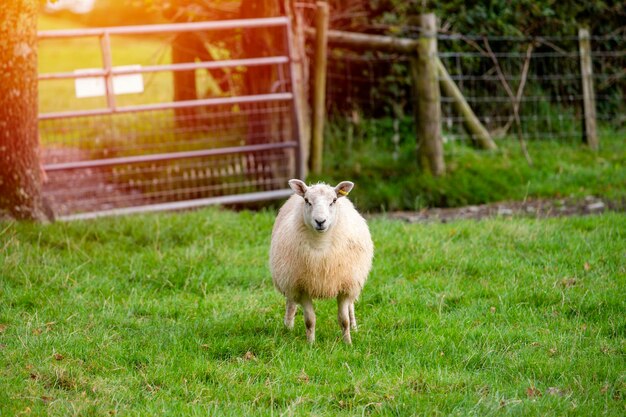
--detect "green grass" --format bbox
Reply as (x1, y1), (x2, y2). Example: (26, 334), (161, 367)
(311, 117), (626, 211)
(1, 209), (624, 415)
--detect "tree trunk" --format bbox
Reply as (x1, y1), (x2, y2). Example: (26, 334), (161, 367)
(240, 0), (284, 124)
(172, 32), (201, 128)
(168, 1), (235, 130)
(0, 0), (51, 221)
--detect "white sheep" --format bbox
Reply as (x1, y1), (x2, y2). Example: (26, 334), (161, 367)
(269, 179), (374, 344)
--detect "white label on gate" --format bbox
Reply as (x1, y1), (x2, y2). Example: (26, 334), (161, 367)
(74, 65), (144, 98)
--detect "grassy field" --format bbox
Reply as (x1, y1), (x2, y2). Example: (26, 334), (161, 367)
(312, 118), (626, 211)
(1, 209), (624, 416)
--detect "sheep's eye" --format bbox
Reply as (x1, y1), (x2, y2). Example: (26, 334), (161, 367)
(330, 198), (337, 206)
(304, 198), (311, 206)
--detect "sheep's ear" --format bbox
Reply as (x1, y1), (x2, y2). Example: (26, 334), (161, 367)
(335, 181), (354, 198)
(288, 179), (308, 197)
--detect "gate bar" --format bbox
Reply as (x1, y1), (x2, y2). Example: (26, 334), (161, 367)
(58, 189), (295, 221)
(38, 17), (290, 39)
(43, 142), (298, 171)
(38, 56), (290, 81)
(39, 92), (293, 120)
(39, 17), (302, 218)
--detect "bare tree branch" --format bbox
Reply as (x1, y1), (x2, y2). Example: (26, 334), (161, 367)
(483, 37), (533, 165)
(515, 43), (534, 112)
(493, 42), (534, 139)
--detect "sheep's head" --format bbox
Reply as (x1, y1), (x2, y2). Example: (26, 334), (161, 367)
(288, 179), (354, 233)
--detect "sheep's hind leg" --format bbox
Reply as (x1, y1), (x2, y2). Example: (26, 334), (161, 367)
(284, 299), (297, 330)
(301, 297), (316, 343)
(349, 302), (357, 331)
(337, 295), (352, 344)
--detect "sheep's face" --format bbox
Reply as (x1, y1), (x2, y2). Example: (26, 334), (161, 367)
(289, 179), (354, 234)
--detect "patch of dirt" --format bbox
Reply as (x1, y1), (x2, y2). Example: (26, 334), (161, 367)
(386, 196), (626, 223)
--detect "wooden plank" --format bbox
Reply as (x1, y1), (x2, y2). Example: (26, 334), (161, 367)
(287, 0), (311, 178)
(310, 1), (329, 174)
(578, 28), (598, 150)
(305, 27), (417, 54)
(436, 58), (497, 150)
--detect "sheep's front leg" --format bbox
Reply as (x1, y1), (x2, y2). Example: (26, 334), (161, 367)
(337, 295), (352, 344)
(284, 299), (297, 330)
(301, 297), (316, 343)
(349, 302), (357, 331)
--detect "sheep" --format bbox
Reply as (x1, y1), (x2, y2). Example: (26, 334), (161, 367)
(269, 179), (374, 344)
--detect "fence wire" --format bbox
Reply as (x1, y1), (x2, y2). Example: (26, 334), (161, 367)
(41, 102), (296, 216)
(322, 34), (625, 145)
(38, 21), (299, 218)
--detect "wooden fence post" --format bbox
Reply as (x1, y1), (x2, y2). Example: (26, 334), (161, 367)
(304, 27), (493, 154)
(578, 27), (598, 150)
(410, 13), (445, 176)
(311, 1), (329, 174)
(287, 0), (311, 178)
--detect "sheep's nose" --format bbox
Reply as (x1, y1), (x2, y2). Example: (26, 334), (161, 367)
(315, 219), (326, 227)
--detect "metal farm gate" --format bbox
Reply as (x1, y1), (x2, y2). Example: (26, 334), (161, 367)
(38, 18), (302, 220)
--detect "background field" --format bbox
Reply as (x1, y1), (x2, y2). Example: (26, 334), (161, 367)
(37, 14), (626, 214)
(312, 123), (626, 211)
(1, 209), (624, 416)
(38, 14), (173, 115)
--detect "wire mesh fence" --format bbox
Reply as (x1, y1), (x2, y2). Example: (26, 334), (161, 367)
(40, 103), (297, 216)
(38, 19), (301, 219)
(322, 33), (625, 145)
